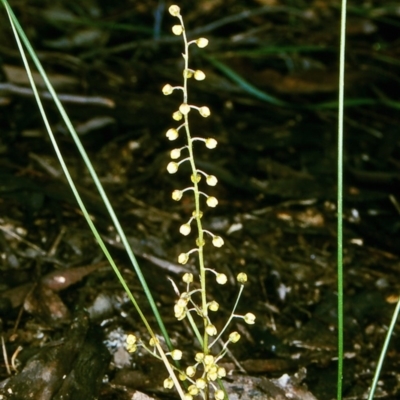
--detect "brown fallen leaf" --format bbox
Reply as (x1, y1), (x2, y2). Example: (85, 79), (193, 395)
(2, 262), (104, 305)
(3, 64), (78, 89)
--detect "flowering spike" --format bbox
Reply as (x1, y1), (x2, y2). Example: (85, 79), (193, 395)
(162, 8), (254, 393)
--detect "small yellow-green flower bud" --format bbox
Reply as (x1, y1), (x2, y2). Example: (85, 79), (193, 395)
(205, 138), (218, 149)
(215, 389), (225, 400)
(177, 294), (189, 307)
(171, 349), (183, 360)
(168, 5), (180, 16)
(184, 395), (193, 400)
(229, 331), (241, 343)
(182, 272), (193, 283)
(126, 334), (137, 353)
(206, 196), (218, 207)
(127, 343), (137, 353)
(149, 337), (159, 346)
(170, 148), (181, 159)
(166, 128), (179, 140)
(164, 377), (174, 389)
(126, 334), (136, 345)
(178, 253), (189, 264)
(195, 352), (204, 362)
(208, 300), (219, 311)
(191, 173), (201, 183)
(194, 70), (206, 81)
(244, 312), (256, 324)
(237, 272), (248, 283)
(216, 273), (227, 284)
(179, 103), (191, 115)
(196, 237), (205, 247)
(196, 37), (209, 48)
(172, 25), (183, 35)
(180, 223), (191, 236)
(188, 385), (199, 396)
(192, 210), (203, 218)
(162, 84), (174, 95)
(183, 69), (193, 79)
(179, 373), (187, 381)
(217, 367), (226, 378)
(173, 111), (183, 121)
(206, 175), (218, 186)
(174, 304), (186, 320)
(172, 190), (183, 201)
(206, 324), (217, 336)
(207, 368), (218, 381)
(204, 354), (214, 365)
(212, 236), (224, 247)
(186, 365), (196, 377)
(195, 378), (207, 390)
(199, 106), (210, 117)
(167, 161), (179, 174)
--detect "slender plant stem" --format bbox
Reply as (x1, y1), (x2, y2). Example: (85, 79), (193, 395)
(337, 1), (347, 399)
(178, 14), (209, 355)
(209, 285), (244, 348)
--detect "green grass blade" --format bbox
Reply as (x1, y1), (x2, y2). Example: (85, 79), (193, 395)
(2, 2), (185, 396)
(205, 55), (288, 106)
(367, 298), (400, 400)
(337, 1), (347, 399)
(0, 0), (175, 357)
(206, 56), (400, 110)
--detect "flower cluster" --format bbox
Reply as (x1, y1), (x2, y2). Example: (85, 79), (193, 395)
(125, 5), (256, 400)
(163, 36), (219, 257)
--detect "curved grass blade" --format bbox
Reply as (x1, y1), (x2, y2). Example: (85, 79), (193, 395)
(1, 1), (184, 396)
(367, 298), (400, 400)
(336, 1), (347, 399)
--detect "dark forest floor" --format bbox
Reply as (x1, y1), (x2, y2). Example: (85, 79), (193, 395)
(1, 1), (400, 399)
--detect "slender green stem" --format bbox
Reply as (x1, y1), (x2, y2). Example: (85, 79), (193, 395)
(337, 1), (347, 399)
(209, 285), (244, 348)
(186, 311), (204, 347)
(178, 14), (209, 355)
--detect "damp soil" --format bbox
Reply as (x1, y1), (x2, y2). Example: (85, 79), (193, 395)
(1, 1), (400, 399)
